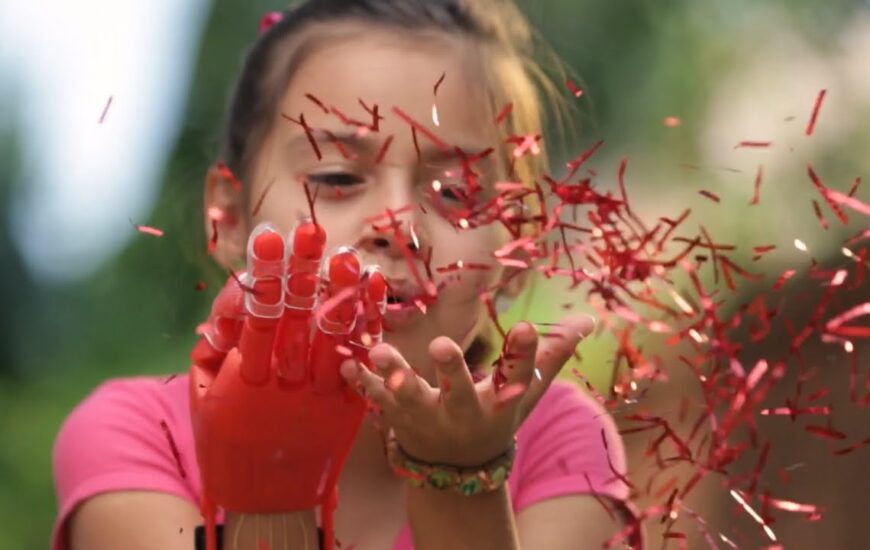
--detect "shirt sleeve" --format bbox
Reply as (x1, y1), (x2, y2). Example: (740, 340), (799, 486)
(512, 381), (635, 519)
(51, 377), (197, 550)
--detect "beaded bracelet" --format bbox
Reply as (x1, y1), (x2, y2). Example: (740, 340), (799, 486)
(385, 431), (517, 496)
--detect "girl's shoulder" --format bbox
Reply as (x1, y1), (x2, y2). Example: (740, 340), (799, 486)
(511, 379), (629, 508)
(519, 378), (614, 437)
(52, 374), (200, 550)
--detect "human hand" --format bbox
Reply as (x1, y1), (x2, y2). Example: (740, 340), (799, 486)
(190, 221), (386, 514)
(340, 314), (595, 468)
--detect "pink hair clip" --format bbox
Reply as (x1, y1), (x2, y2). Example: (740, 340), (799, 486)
(259, 11), (284, 34)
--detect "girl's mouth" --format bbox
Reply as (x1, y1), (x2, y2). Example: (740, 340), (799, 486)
(383, 278), (428, 326)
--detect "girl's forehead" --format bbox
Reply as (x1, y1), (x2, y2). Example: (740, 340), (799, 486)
(278, 26), (496, 150)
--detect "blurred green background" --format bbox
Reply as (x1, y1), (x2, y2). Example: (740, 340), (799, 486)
(2, 0), (869, 548)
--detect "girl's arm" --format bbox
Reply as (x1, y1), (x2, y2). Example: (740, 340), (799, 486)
(407, 488), (621, 550)
(407, 485), (519, 550)
(68, 492), (317, 550)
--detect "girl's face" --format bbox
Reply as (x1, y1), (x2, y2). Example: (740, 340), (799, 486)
(211, 26), (515, 380)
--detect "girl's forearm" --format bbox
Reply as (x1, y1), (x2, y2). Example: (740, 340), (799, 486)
(407, 485), (520, 550)
(224, 510), (317, 550)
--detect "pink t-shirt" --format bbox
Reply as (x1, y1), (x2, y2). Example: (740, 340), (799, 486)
(52, 374), (637, 549)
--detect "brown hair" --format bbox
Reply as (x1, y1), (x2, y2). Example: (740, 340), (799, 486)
(216, 0), (573, 367)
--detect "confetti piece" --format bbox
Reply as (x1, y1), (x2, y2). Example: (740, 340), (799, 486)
(794, 239), (808, 252)
(392, 107), (449, 151)
(749, 165), (764, 205)
(812, 200), (830, 230)
(494, 102), (513, 125)
(735, 141), (772, 148)
(281, 113), (322, 161)
(808, 164), (849, 224)
(664, 116), (682, 127)
(136, 225), (164, 237)
(259, 11), (283, 34)
(433, 72), (446, 96)
(251, 177), (276, 218)
(98, 95), (113, 124)
(773, 269), (797, 290)
(566, 79), (584, 98)
(159, 420), (186, 479)
(805, 89), (827, 136)
(824, 188), (870, 217)
(698, 190), (721, 203)
(730, 489), (777, 541)
(804, 424), (847, 440)
(304, 93), (330, 114)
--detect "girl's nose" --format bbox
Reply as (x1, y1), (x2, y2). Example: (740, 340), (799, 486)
(356, 217), (426, 260)
(355, 175), (428, 260)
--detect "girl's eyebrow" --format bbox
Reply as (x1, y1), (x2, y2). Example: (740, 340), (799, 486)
(287, 129), (493, 164)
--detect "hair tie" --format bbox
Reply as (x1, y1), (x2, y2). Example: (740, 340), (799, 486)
(259, 11), (284, 34)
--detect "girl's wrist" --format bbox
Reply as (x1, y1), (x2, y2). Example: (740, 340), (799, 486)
(385, 430), (517, 496)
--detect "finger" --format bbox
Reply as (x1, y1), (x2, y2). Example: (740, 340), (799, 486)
(428, 336), (479, 413)
(238, 223), (287, 385)
(492, 322), (539, 408)
(524, 314), (596, 407)
(353, 266), (386, 364)
(311, 247), (362, 394)
(370, 343), (431, 410)
(191, 276), (246, 371)
(340, 359), (397, 413)
(276, 220), (326, 382)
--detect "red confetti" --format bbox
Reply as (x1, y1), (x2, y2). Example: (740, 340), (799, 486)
(159, 419), (186, 479)
(494, 102), (513, 125)
(391, 107), (449, 151)
(805, 89), (827, 136)
(824, 187), (870, 217)
(433, 72), (446, 96)
(281, 112), (322, 161)
(847, 176), (862, 198)
(807, 164), (849, 224)
(735, 141), (772, 148)
(136, 225), (164, 237)
(374, 134), (395, 165)
(749, 165), (764, 205)
(251, 177), (276, 218)
(566, 79), (584, 98)
(812, 200), (830, 230)
(663, 116), (682, 127)
(698, 190), (721, 203)
(304, 93), (330, 114)
(772, 269), (797, 291)
(804, 424), (847, 440)
(98, 95), (113, 124)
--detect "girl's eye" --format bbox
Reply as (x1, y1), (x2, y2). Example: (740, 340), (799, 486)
(307, 172), (365, 187)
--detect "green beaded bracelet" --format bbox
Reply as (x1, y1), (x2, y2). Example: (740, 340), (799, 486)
(385, 431), (517, 496)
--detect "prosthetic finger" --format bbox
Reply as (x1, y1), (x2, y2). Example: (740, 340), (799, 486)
(276, 220), (326, 383)
(190, 275), (246, 371)
(238, 223), (286, 385)
(353, 266), (387, 366)
(311, 247), (362, 394)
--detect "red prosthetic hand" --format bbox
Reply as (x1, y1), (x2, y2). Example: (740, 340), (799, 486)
(190, 221), (385, 550)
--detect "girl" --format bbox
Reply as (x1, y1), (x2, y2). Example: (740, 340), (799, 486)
(52, 1), (638, 548)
